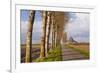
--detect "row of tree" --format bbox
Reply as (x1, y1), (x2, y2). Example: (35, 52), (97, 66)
(25, 10), (69, 62)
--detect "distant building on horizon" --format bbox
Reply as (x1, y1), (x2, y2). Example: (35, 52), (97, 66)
(68, 36), (78, 44)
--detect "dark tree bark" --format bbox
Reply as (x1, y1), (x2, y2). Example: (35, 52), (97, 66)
(25, 10), (35, 63)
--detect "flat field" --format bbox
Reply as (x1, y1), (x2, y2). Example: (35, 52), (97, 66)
(66, 43), (89, 58)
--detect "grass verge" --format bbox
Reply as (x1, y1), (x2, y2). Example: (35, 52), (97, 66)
(67, 44), (89, 58)
(33, 46), (62, 62)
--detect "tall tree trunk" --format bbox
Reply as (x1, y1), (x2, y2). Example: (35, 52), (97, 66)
(55, 25), (58, 47)
(25, 10), (35, 63)
(40, 11), (47, 59)
(51, 12), (55, 49)
(53, 16), (56, 48)
(51, 22), (54, 49)
(45, 12), (51, 57)
(51, 13), (53, 49)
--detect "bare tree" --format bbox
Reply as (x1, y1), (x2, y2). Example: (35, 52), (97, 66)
(25, 10), (35, 62)
(45, 11), (52, 57)
(40, 11), (47, 59)
(51, 12), (56, 49)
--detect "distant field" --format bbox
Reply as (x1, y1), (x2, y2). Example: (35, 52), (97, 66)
(21, 44), (41, 63)
(21, 44), (41, 49)
(21, 44), (52, 63)
(68, 43), (89, 52)
(66, 43), (90, 58)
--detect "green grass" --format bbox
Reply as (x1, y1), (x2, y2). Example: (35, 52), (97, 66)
(67, 44), (89, 58)
(33, 46), (62, 62)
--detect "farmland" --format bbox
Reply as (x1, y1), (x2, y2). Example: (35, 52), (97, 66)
(21, 44), (41, 63)
(66, 43), (90, 58)
(21, 42), (90, 63)
(21, 44), (62, 62)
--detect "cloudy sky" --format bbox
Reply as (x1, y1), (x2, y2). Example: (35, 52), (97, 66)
(66, 12), (89, 42)
(20, 10), (89, 44)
